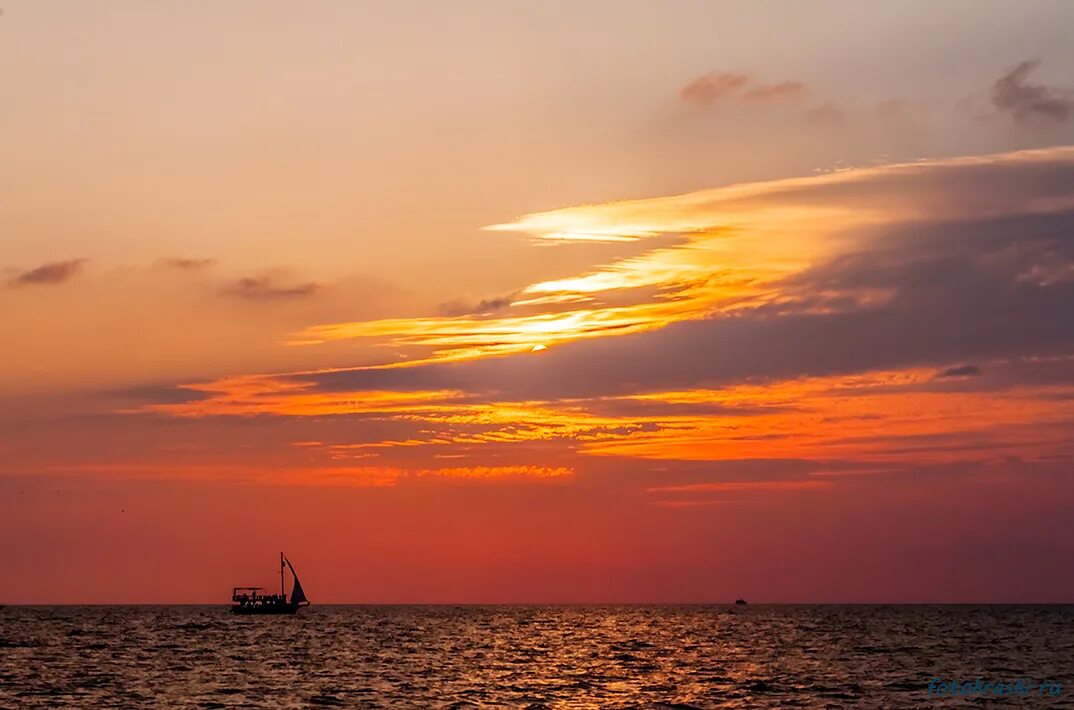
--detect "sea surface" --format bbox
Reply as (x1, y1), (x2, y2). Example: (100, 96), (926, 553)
(1, 605), (1072, 708)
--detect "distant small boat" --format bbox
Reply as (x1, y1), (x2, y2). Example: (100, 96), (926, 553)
(735, 598), (747, 606)
(230, 553), (309, 615)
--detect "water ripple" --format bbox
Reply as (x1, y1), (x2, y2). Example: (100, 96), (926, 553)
(0, 605), (1071, 708)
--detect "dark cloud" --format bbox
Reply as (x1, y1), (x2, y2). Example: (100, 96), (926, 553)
(164, 257), (215, 271)
(680, 72), (807, 105)
(9, 259), (87, 286)
(991, 59), (1073, 124)
(222, 276), (320, 300)
(103, 383), (209, 405)
(936, 365), (983, 379)
(438, 294), (517, 317)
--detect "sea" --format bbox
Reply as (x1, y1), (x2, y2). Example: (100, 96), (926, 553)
(1, 605), (1072, 708)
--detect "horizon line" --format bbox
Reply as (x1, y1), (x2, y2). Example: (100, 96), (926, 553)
(5, 601), (1074, 607)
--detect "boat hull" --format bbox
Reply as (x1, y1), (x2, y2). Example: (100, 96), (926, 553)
(230, 603), (301, 615)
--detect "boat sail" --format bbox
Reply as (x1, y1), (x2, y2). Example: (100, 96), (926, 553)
(230, 552), (310, 615)
(284, 555), (308, 606)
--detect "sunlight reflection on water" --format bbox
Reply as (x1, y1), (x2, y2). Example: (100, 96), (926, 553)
(1, 605), (1072, 708)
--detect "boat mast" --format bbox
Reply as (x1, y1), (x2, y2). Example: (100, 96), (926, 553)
(280, 551), (285, 597)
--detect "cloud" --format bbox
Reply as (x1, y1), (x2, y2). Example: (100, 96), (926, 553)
(936, 365), (983, 379)
(437, 293), (517, 317)
(138, 148), (1074, 472)
(647, 480), (831, 494)
(290, 148), (1074, 370)
(743, 81), (808, 101)
(104, 383), (211, 405)
(9, 259), (87, 286)
(804, 102), (846, 128)
(141, 361), (1074, 471)
(803, 102), (847, 130)
(991, 59), (1073, 124)
(164, 257), (215, 271)
(679, 72), (807, 106)
(679, 71), (749, 104)
(222, 276), (320, 300)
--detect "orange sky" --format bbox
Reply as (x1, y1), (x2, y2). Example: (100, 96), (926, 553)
(3, 1), (1074, 603)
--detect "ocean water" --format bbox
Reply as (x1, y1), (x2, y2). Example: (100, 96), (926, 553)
(1, 605), (1072, 708)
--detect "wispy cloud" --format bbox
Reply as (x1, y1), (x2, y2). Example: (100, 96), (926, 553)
(9, 259), (87, 286)
(991, 59), (1073, 124)
(804, 102), (846, 127)
(743, 80), (808, 101)
(936, 364), (982, 379)
(223, 276), (320, 300)
(164, 257), (215, 271)
(679, 71), (808, 106)
(679, 71), (749, 103)
(647, 480), (831, 493)
(438, 293), (517, 317)
(39, 462), (572, 487)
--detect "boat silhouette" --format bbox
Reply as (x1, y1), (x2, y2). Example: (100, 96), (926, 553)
(230, 552), (309, 615)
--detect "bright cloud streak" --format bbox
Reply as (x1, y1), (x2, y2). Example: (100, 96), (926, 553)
(289, 149), (1074, 369)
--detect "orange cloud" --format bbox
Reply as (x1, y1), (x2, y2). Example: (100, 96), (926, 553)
(122, 148), (1074, 490)
(137, 365), (1074, 472)
(580, 371), (1074, 464)
(43, 462), (572, 487)
(142, 375), (464, 418)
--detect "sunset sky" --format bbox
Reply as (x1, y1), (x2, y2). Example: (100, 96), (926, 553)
(4, 1), (1074, 603)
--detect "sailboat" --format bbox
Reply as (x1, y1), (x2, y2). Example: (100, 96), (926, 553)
(230, 552), (309, 615)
